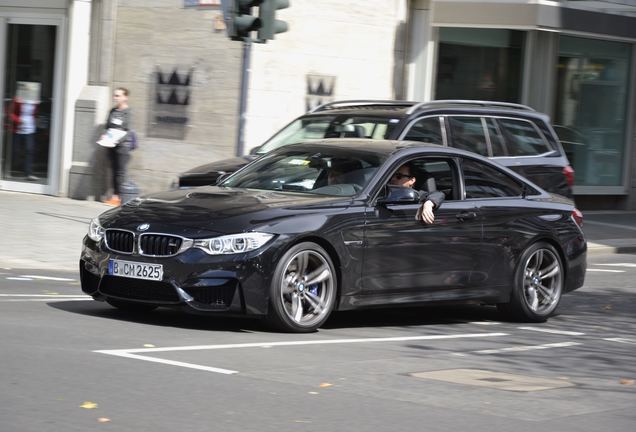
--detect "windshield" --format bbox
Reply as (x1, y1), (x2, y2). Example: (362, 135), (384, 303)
(257, 115), (400, 154)
(221, 147), (387, 196)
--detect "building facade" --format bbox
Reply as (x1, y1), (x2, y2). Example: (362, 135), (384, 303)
(0, 0), (634, 209)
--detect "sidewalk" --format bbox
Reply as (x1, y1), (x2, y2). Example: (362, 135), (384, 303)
(0, 190), (635, 271)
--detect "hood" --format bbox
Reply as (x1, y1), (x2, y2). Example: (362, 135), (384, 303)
(180, 156), (256, 176)
(98, 186), (350, 237)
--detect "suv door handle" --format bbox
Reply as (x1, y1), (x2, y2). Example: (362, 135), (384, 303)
(456, 211), (478, 222)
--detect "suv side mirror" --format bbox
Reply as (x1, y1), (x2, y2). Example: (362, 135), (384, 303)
(215, 172), (230, 185)
(377, 185), (419, 205)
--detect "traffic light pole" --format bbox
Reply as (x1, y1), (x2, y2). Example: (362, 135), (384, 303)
(236, 39), (251, 157)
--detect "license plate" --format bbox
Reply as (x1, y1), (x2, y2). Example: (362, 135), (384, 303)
(108, 259), (163, 281)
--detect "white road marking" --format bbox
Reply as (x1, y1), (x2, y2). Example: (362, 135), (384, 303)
(0, 298), (92, 302)
(0, 293), (91, 302)
(586, 269), (625, 273)
(6, 277), (33, 281)
(0, 294), (91, 298)
(469, 321), (502, 325)
(471, 341), (582, 354)
(518, 326), (585, 336)
(95, 332), (509, 375)
(603, 337), (636, 345)
(597, 263), (636, 268)
(584, 220), (636, 231)
(20, 275), (76, 281)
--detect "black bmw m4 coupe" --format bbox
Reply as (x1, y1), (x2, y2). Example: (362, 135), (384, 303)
(80, 140), (586, 332)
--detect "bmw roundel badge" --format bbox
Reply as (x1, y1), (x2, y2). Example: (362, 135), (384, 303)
(137, 223), (150, 231)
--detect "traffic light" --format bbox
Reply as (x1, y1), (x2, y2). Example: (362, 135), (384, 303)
(257, 0), (290, 41)
(223, 0), (264, 41)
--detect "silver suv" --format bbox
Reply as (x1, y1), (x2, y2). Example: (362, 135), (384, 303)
(178, 100), (574, 198)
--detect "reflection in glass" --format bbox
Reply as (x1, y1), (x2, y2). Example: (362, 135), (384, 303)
(554, 36), (631, 187)
(435, 28), (524, 102)
(2, 24), (56, 183)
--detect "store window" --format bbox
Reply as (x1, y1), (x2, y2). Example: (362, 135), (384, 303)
(554, 36), (631, 187)
(435, 28), (524, 102)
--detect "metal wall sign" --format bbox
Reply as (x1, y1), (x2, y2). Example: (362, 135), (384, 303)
(305, 74), (335, 112)
(148, 67), (193, 140)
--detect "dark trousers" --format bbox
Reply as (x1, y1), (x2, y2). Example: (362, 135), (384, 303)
(14, 133), (35, 176)
(107, 145), (130, 195)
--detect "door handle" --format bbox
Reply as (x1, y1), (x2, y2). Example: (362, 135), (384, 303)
(456, 211), (478, 222)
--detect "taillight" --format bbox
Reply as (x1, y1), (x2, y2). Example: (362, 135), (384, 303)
(572, 208), (583, 228)
(563, 165), (575, 188)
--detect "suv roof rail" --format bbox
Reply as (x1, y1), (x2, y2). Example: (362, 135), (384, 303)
(309, 100), (417, 113)
(405, 99), (536, 115)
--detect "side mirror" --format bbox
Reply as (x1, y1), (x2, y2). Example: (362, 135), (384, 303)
(249, 146), (261, 156)
(377, 185), (419, 205)
(215, 172), (230, 185)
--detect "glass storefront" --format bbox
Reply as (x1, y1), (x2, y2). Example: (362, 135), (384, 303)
(1, 23), (57, 185)
(554, 35), (632, 187)
(435, 28), (524, 102)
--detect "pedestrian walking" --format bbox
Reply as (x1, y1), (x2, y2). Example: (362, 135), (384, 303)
(98, 87), (132, 206)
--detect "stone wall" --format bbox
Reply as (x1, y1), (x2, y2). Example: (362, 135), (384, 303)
(245, 0), (408, 151)
(111, 0), (242, 193)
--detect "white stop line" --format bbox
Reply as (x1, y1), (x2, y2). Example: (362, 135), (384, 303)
(95, 332), (509, 375)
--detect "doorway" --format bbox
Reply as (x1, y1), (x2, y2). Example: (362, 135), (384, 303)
(0, 18), (61, 194)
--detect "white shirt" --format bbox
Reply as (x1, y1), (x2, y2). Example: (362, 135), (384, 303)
(18, 102), (36, 135)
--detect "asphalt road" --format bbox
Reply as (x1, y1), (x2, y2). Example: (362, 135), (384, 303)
(1, 254), (635, 432)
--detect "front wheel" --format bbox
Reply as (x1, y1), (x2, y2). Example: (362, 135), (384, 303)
(266, 242), (337, 332)
(498, 242), (564, 322)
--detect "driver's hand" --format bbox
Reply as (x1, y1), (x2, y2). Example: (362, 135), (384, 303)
(419, 200), (436, 224)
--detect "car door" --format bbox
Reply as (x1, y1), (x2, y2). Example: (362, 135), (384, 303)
(459, 156), (543, 296)
(361, 156), (484, 303)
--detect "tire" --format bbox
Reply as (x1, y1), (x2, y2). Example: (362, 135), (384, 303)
(266, 242), (337, 332)
(498, 242), (564, 322)
(106, 298), (158, 313)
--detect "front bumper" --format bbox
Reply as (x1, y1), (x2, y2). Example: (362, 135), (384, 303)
(80, 236), (280, 316)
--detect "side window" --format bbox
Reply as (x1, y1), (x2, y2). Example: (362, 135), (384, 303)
(409, 158), (457, 201)
(403, 117), (443, 145)
(447, 116), (489, 156)
(462, 159), (523, 199)
(486, 118), (507, 156)
(497, 118), (553, 156)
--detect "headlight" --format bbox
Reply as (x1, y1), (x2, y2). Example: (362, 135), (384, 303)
(193, 232), (274, 255)
(88, 218), (104, 242)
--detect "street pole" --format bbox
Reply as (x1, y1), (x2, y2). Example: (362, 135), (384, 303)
(236, 39), (251, 156)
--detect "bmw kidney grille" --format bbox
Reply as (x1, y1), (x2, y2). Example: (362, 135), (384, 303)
(104, 229), (184, 257)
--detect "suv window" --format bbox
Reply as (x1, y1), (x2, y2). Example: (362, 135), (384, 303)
(497, 118), (553, 156)
(462, 158), (523, 198)
(259, 115), (399, 154)
(402, 116), (444, 145)
(485, 117), (507, 156)
(447, 116), (489, 156)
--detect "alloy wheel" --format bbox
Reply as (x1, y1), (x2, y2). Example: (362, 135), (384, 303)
(521, 248), (562, 315)
(279, 249), (335, 328)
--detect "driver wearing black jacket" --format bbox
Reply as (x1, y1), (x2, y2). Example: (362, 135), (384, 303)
(389, 163), (445, 224)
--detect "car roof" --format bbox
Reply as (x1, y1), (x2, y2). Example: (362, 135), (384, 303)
(307, 99), (547, 120)
(276, 138), (474, 158)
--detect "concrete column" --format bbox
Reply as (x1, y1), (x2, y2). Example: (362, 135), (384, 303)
(405, 0), (436, 101)
(626, 44), (636, 210)
(522, 30), (558, 115)
(62, 0), (92, 197)
(69, 0), (115, 200)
